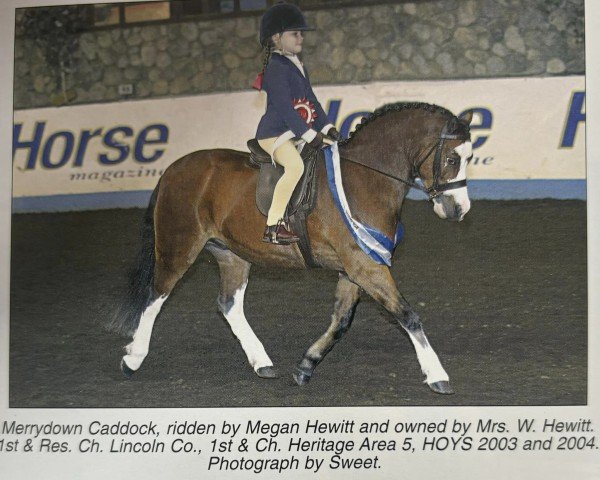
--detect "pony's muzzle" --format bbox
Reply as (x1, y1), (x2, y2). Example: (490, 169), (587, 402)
(433, 191), (470, 221)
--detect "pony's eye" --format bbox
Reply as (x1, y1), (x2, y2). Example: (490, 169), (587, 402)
(446, 156), (459, 166)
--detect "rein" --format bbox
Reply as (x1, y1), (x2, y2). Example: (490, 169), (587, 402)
(337, 121), (468, 200)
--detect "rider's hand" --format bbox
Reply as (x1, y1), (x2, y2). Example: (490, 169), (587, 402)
(309, 132), (334, 150)
(326, 127), (341, 142)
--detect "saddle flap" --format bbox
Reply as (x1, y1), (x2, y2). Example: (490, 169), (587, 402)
(256, 163), (284, 216)
(247, 139), (272, 165)
(255, 146), (321, 218)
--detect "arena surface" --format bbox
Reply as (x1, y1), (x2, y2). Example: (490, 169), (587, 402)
(9, 199), (586, 407)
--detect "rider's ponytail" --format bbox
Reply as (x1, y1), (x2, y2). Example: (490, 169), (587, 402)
(262, 42), (272, 73)
(252, 42), (272, 91)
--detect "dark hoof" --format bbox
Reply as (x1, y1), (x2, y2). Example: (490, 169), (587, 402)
(256, 366), (279, 379)
(120, 359), (136, 379)
(428, 380), (454, 395)
(293, 369), (312, 386)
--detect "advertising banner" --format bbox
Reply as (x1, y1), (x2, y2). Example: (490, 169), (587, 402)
(12, 75), (585, 209)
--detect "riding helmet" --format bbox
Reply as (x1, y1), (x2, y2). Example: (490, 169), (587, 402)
(259, 1), (315, 46)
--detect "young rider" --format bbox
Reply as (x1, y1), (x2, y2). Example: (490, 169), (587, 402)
(254, 1), (340, 244)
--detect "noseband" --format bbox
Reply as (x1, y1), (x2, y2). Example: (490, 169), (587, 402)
(412, 122), (468, 200)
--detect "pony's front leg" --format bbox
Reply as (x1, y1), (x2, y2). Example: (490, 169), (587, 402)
(294, 273), (361, 385)
(346, 258), (453, 394)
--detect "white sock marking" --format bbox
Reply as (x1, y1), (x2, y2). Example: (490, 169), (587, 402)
(407, 331), (449, 383)
(123, 295), (167, 371)
(222, 282), (273, 371)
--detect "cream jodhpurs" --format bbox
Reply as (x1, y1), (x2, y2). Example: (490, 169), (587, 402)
(258, 137), (304, 226)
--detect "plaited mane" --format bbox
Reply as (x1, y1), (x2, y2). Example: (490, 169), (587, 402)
(339, 102), (469, 146)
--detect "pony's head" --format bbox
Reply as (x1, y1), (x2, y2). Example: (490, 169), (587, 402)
(338, 102), (474, 222)
(417, 110), (473, 222)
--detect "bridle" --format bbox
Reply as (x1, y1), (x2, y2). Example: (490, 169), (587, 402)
(412, 122), (469, 199)
(337, 119), (469, 201)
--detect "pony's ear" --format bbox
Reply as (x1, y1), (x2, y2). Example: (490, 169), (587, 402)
(459, 109), (473, 125)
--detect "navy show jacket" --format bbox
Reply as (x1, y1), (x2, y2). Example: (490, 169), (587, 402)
(256, 53), (330, 140)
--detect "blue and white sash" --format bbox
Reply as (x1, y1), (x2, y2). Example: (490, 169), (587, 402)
(324, 143), (403, 267)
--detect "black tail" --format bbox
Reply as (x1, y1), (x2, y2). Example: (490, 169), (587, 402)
(109, 181), (160, 337)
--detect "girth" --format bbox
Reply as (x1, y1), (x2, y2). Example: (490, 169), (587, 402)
(247, 139), (321, 268)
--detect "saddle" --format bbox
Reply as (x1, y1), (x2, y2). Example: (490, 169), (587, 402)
(247, 139), (321, 268)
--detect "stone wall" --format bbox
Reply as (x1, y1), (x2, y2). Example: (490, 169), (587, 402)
(14, 0), (585, 109)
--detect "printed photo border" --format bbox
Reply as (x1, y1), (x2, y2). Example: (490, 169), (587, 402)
(1, 1), (599, 478)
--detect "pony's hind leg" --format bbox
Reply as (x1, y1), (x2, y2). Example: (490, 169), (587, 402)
(121, 225), (208, 377)
(294, 273), (361, 385)
(121, 293), (168, 376)
(206, 241), (277, 378)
